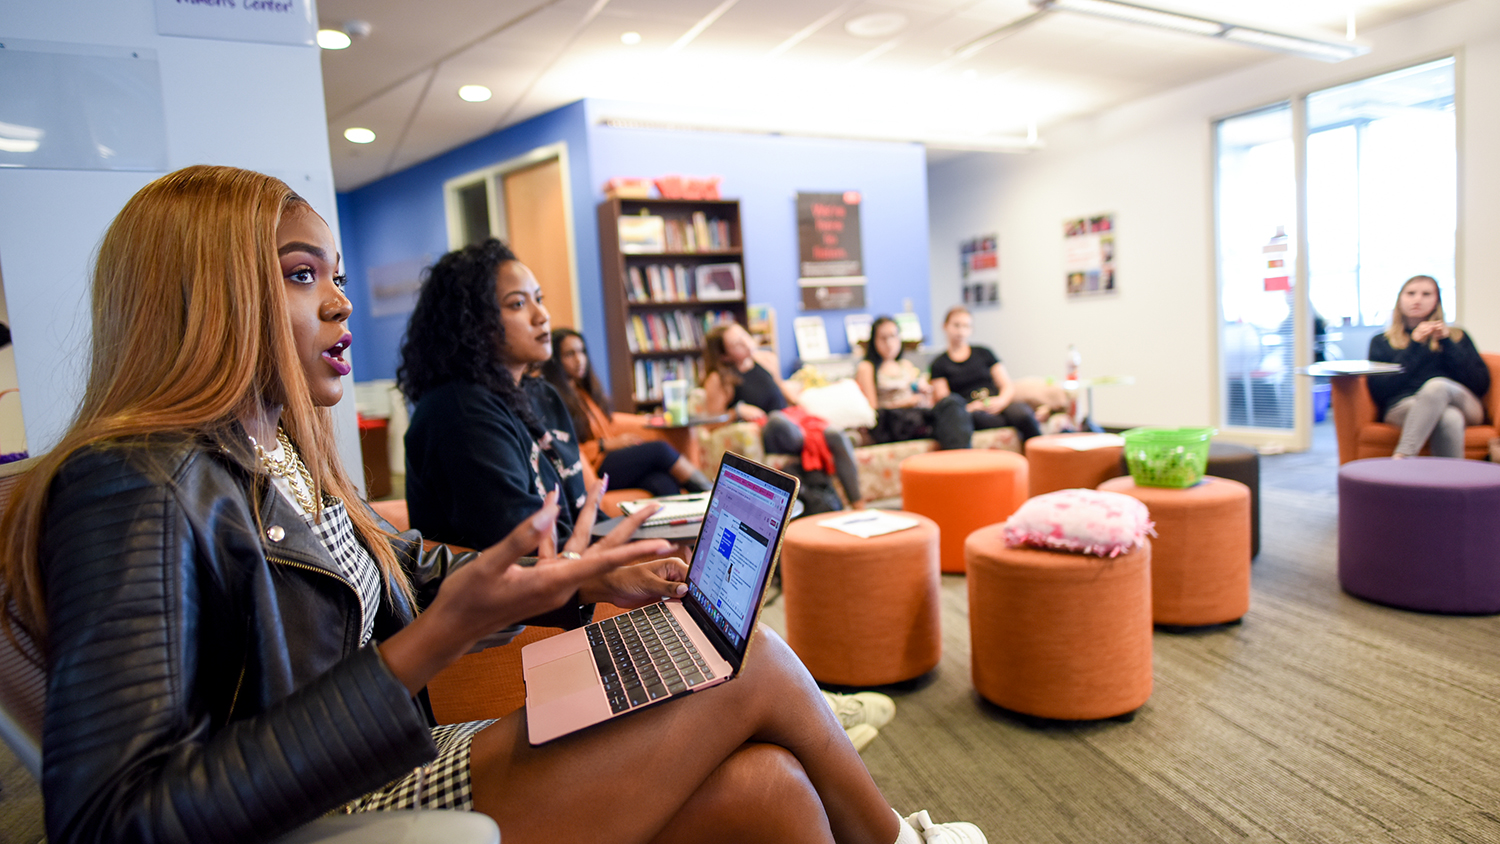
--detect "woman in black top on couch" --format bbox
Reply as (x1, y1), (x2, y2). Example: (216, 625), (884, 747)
(928, 306), (1041, 443)
(700, 322), (863, 506)
(1367, 274), (1488, 458)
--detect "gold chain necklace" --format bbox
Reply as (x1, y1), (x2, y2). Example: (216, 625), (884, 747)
(252, 427), (320, 514)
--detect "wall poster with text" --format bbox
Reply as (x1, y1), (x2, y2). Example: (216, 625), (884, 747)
(797, 191), (866, 311)
(1063, 214), (1115, 298)
(960, 235), (999, 308)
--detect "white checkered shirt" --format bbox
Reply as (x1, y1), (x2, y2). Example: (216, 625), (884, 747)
(305, 500), (382, 647)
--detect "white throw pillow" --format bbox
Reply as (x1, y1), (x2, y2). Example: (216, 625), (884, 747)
(1001, 489), (1154, 558)
(796, 378), (877, 431)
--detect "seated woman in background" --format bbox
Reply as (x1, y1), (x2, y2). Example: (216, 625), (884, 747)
(1367, 274), (1489, 458)
(701, 323), (862, 507)
(929, 306), (1042, 444)
(542, 328), (711, 496)
(399, 241), (596, 550)
(855, 315), (972, 449)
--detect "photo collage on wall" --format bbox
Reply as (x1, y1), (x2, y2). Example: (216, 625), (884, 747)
(959, 235), (999, 308)
(1063, 214), (1115, 297)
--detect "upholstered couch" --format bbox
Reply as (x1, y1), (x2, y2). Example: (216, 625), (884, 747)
(696, 422), (1021, 506)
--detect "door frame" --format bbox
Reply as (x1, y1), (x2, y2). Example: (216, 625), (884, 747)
(441, 142), (583, 329)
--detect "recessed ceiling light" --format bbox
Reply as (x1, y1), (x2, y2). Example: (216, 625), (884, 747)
(317, 29), (352, 50)
(621, 31), (642, 45)
(458, 85), (492, 102)
(343, 127), (376, 144)
(844, 12), (907, 39)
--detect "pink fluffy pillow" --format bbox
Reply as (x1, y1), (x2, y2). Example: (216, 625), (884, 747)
(1002, 489), (1154, 558)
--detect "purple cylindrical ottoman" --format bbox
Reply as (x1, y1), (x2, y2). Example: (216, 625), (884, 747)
(1338, 457), (1500, 614)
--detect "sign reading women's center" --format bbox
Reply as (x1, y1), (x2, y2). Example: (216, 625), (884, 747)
(155, 0), (315, 46)
(796, 191), (866, 311)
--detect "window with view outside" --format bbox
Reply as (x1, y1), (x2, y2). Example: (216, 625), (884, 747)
(1306, 58), (1456, 332)
(1217, 103), (1295, 430)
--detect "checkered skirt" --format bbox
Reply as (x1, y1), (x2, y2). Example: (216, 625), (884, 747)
(342, 719), (497, 812)
(304, 500), (494, 813)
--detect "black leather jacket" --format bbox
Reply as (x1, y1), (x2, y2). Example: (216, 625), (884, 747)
(37, 434), (557, 844)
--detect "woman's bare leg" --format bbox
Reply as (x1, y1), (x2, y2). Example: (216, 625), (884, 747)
(647, 743), (835, 844)
(466, 627), (900, 844)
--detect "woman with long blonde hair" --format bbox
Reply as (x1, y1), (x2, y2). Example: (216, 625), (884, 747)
(1367, 274), (1489, 458)
(0, 165), (983, 844)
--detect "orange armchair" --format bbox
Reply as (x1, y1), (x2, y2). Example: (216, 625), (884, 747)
(1330, 352), (1500, 464)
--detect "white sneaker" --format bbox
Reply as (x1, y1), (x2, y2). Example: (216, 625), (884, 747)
(903, 810), (988, 844)
(822, 690), (896, 730)
(846, 723), (879, 752)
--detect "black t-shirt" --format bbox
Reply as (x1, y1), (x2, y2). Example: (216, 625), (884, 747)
(931, 346), (1000, 401)
(405, 378), (588, 550)
(731, 361), (787, 412)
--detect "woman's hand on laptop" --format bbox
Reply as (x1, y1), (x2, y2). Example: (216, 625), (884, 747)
(578, 557), (689, 608)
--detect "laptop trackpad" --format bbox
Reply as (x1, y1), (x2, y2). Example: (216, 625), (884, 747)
(528, 650), (598, 704)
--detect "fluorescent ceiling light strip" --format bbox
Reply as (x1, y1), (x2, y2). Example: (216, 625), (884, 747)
(1222, 27), (1364, 61)
(1041, 0), (1223, 36)
(1034, 0), (1368, 62)
(596, 115), (1042, 152)
(769, 0), (859, 57)
(668, 0), (741, 54)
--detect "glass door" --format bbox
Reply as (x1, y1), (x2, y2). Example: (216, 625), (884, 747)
(1306, 57), (1456, 362)
(1215, 103), (1303, 446)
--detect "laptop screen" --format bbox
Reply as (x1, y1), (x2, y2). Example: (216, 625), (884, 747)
(685, 458), (794, 654)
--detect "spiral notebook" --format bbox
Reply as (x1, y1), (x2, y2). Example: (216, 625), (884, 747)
(617, 492), (710, 527)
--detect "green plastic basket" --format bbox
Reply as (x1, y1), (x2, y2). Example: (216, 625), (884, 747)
(1121, 427), (1215, 488)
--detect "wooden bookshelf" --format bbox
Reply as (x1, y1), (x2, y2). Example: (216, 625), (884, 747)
(598, 197), (748, 411)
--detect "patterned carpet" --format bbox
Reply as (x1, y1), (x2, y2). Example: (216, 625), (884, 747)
(5, 422), (1498, 843)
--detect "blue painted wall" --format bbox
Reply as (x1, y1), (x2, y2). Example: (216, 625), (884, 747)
(337, 100), (597, 382)
(584, 101), (932, 374)
(337, 98), (932, 386)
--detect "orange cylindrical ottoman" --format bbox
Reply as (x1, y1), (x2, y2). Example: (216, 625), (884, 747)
(780, 511), (942, 686)
(1098, 476), (1251, 627)
(966, 525), (1153, 720)
(1024, 433), (1126, 498)
(901, 450), (1028, 573)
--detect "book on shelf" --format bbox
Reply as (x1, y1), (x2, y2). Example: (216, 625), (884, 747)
(632, 356), (701, 403)
(625, 266), (648, 303)
(625, 309), (725, 353)
(618, 215), (666, 253)
(655, 215), (731, 253)
(629, 263), (709, 303)
(695, 263), (743, 301)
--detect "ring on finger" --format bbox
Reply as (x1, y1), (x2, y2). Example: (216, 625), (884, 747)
(559, 551), (583, 560)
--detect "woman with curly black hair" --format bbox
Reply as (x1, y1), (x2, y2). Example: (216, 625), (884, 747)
(541, 328), (711, 496)
(399, 239), (592, 551)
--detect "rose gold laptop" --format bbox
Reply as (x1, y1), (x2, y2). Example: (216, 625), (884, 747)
(522, 453), (799, 745)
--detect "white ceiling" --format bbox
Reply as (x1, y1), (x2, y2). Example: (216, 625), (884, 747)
(316, 0), (1456, 191)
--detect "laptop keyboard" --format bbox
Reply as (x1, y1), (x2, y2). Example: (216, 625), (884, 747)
(586, 602), (717, 714)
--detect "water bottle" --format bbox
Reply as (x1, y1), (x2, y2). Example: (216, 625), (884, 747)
(1065, 344), (1081, 385)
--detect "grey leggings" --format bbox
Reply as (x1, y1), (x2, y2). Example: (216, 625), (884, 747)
(762, 411), (861, 502)
(1383, 377), (1484, 458)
